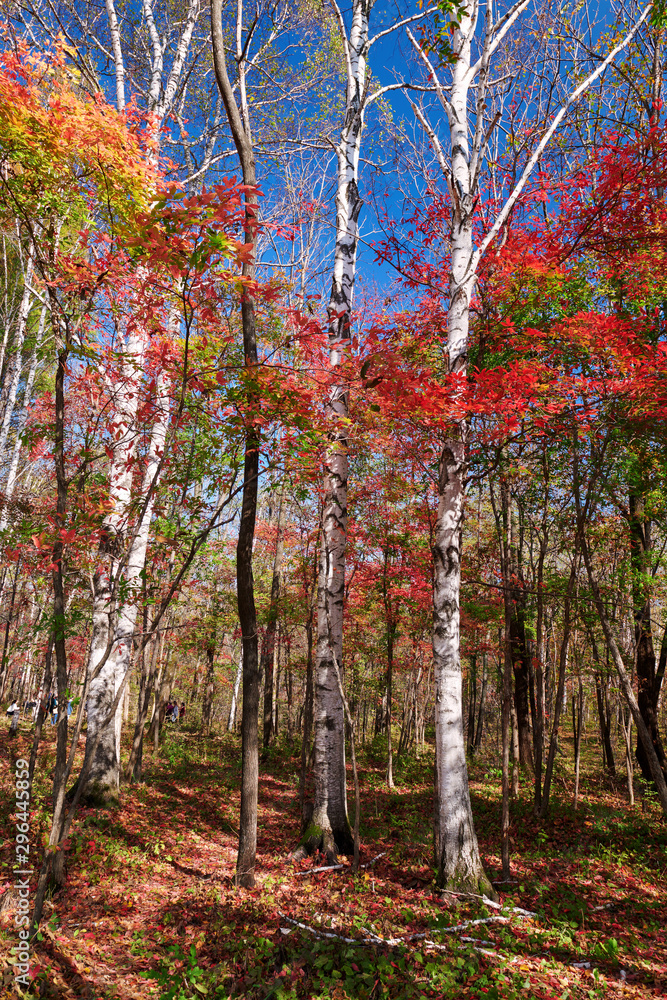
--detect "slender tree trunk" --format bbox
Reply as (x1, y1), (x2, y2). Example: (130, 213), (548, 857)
(212, 0), (261, 888)
(622, 708), (634, 806)
(227, 647), (243, 732)
(126, 627), (162, 782)
(312, 527), (353, 856)
(0, 250), (34, 460)
(500, 478), (513, 878)
(148, 648), (174, 748)
(0, 560), (20, 701)
(262, 491), (285, 748)
(101, 370), (170, 780)
(309, 0), (372, 860)
(430, 27), (495, 886)
(330, 648), (360, 872)
(572, 677), (584, 810)
(594, 669), (616, 776)
(32, 339), (69, 927)
(202, 642), (216, 736)
(511, 602), (534, 773)
(573, 445), (667, 815)
(629, 493), (667, 782)
(474, 654), (487, 749)
(298, 617), (314, 826)
(540, 559), (577, 819)
(432, 424), (492, 893)
(0, 303), (47, 532)
(273, 629), (281, 739)
(286, 654), (293, 741)
(467, 654), (477, 754)
(510, 699), (520, 797)
(386, 626), (395, 788)
(533, 547), (547, 813)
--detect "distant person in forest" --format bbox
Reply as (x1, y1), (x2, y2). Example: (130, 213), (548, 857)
(47, 692), (57, 725)
(7, 700), (19, 734)
(179, 703), (185, 725)
(171, 702), (179, 723)
(165, 699), (173, 722)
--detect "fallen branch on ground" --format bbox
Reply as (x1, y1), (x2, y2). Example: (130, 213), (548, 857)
(277, 906), (533, 958)
(295, 851), (387, 878)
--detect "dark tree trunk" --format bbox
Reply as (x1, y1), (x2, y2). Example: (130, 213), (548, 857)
(594, 671), (616, 776)
(533, 560), (546, 814)
(509, 596), (535, 773)
(202, 643), (216, 736)
(212, 0), (260, 888)
(262, 492), (284, 749)
(33, 344), (70, 929)
(540, 559), (577, 818)
(235, 417), (260, 886)
(148, 648), (174, 747)
(274, 627), (281, 739)
(500, 479), (512, 879)
(126, 623), (162, 782)
(386, 627), (395, 788)
(572, 676), (584, 810)
(491, 474), (534, 773)
(474, 654), (487, 749)
(467, 654), (477, 754)
(629, 493), (667, 782)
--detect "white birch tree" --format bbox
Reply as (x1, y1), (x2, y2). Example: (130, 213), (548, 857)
(405, 0), (652, 891)
(307, 0), (441, 859)
(77, 0), (202, 794)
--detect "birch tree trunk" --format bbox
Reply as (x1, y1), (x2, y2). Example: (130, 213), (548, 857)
(407, 0), (650, 895)
(0, 250), (34, 461)
(0, 304), (47, 531)
(106, 370), (170, 779)
(82, 329), (147, 796)
(75, 0), (198, 799)
(429, 8), (494, 895)
(309, 0), (371, 861)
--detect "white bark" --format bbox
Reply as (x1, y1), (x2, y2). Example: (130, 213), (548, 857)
(429, 4), (495, 895)
(105, 0), (126, 111)
(0, 304), (47, 531)
(407, 0), (653, 893)
(227, 646), (243, 731)
(110, 368), (171, 770)
(79, 0), (199, 794)
(85, 366), (170, 788)
(0, 250), (34, 461)
(312, 0), (371, 856)
(84, 327), (147, 789)
(311, 0), (440, 856)
(0, 229), (26, 386)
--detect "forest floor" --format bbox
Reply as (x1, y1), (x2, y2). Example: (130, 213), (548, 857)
(0, 723), (666, 1000)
